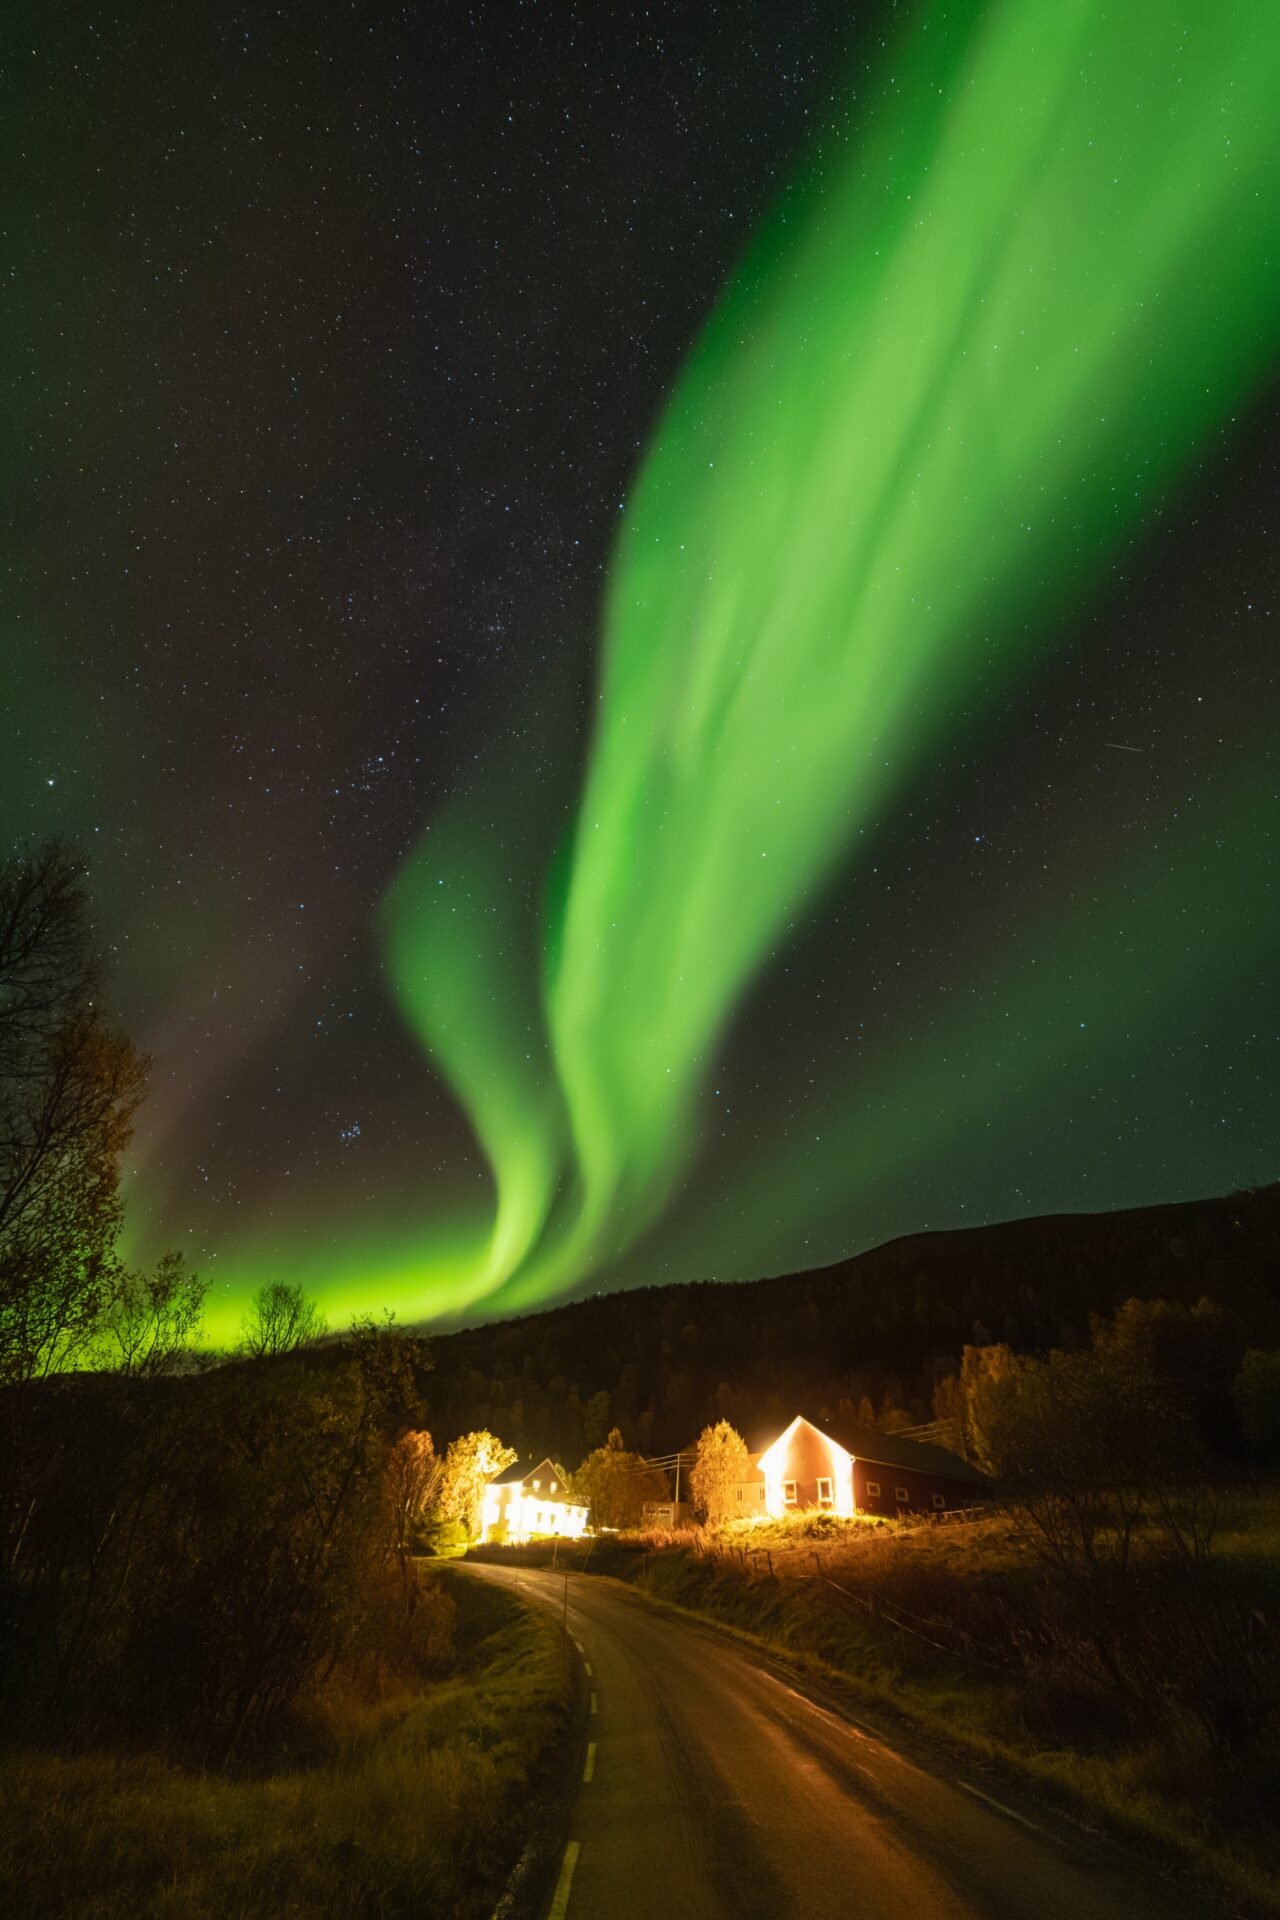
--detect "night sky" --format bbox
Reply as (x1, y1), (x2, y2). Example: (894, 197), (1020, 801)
(7, 1), (1279, 1342)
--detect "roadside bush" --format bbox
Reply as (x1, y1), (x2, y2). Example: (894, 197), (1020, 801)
(415, 1514), (469, 1557)
(0, 1571), (571, 1920)
(1, 1320), (435, 1763)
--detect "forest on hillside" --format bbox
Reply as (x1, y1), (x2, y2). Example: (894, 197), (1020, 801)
(423, 1185), (1280, 1463)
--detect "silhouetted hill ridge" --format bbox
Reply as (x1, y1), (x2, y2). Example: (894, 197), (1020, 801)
(423, 1186), (1280, 1459)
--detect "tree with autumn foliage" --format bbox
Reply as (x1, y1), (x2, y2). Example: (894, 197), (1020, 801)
(689, 1418), (749, 1525)
(386, 1427), (443, 1604)
(437, 1429), (517, 1538)
(571, 1427), (668, 1531)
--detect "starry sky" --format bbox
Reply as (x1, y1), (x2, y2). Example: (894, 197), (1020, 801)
(6, 1), (1279, 1341)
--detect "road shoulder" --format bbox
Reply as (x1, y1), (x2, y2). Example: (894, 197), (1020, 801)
(467, 1553), (1242, 1918)
(443, 1564), (591, 1920)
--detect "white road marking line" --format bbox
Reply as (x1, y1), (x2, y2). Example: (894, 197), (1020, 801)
(583, 1741), (597, 1783)
(548, 1840), (580, 1919)
(590, 1691), (597, 1714)
(956, 1780), (1047, 1834)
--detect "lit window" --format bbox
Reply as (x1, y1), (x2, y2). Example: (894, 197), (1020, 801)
(782, 1480), (798, 1506)
(817, 1477), (833, 1508)
(533, 1479), (541, 1490)
(550, 1480), (557, 1492)
(866, 1480), (881, 1497)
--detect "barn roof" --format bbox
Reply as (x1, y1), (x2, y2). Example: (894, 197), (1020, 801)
(839, 1424), (987, 1485)
(750, 1414), (987, 1486)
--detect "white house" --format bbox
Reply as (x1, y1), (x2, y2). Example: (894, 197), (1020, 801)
(480, 1456), (588, 1545)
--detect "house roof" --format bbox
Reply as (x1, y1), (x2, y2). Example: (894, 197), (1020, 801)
(750, 1414), (987, 1486)
(489, 1455), (568, 1489)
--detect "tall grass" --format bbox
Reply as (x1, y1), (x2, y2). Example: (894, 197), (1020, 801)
(0, 1571), (570, 1920)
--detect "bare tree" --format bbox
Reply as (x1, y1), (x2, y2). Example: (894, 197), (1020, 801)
(236, 1281), (327, 1358)
(95, 1252), (209, 1378)
(0, 841), (100, 1075)
(0, 844), (148, 1388)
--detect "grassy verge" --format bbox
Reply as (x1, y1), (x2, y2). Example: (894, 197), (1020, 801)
(0, 1571), (572, 1920)
(473, 1498), (1280, 1916)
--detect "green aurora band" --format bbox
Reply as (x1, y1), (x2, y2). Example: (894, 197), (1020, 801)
(312, 0), (1280, 1334)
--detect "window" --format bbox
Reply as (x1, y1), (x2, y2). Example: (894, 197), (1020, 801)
(533, 1479), (541, 1490)
(895, 1487), (909, 1504)
(933, 1493), (946, 1510)
(816, 1477), (833, 1508)
(866, 1480), (881, 1497)
(782, 1480), (798, 1507)
(550, 1480), (557, 1492)
(736, 1487), (744, 1502)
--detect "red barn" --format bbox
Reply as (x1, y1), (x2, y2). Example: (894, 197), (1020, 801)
(732, 1414), (986, 1519)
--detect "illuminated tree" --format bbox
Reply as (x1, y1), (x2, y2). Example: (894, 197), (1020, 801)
(387, 1429), (441, 1551)
(236, 1280), (327, 1358)
(571, 1427), (667, 1532)
(689, 1419), (748, 1525)
(385, 1427), (442, 1610)
(437, 1429), (516, 1538)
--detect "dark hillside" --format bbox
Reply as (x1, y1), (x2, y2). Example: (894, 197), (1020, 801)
(424, 1185), (1280, 1460)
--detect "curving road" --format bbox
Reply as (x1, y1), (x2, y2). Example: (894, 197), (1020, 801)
(466, 1561), (1194, 1920)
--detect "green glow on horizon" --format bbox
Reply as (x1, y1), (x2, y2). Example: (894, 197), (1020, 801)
(235, 0), (1280, 1328)
(198, 1210), (491, 1348)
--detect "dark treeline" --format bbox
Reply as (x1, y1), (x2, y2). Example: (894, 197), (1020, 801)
(424, 1185), (1280, 1464)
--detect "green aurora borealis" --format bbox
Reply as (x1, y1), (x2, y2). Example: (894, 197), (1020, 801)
(353, 0), (1280, 1333)
(11, 2), (1279, 1344)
